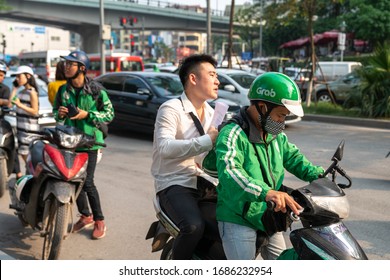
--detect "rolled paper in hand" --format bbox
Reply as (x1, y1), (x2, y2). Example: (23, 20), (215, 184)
(211, 101), (229, 127)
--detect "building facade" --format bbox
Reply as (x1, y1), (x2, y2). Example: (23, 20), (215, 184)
(0, 20), (70, 60)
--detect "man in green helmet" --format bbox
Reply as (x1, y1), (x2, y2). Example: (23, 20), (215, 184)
(214, 72), (324, 260)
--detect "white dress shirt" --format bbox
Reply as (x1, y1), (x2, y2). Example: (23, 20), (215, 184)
(151, 92), (214, 193)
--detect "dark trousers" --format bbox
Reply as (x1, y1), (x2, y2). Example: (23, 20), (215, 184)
(13, 154), (21, 174)
(76, 150), (104, 221)
(158, 185), (205, 260)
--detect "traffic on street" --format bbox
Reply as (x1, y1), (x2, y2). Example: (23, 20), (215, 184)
(0, 120), (389, 260)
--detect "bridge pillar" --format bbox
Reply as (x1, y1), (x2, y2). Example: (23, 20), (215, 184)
(76, 25), (101, 53)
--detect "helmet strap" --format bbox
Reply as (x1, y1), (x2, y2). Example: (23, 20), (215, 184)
(255, 102), (269, 129)
(69, 65), (84, 79)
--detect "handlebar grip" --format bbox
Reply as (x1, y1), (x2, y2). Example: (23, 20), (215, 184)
(266, 200), (275, 210)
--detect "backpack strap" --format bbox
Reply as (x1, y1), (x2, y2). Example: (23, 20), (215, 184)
(179, 97), (205, 136)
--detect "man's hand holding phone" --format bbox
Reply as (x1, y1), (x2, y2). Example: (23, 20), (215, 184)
(58, 104), (88, 120)
(67, 103), (79, 117)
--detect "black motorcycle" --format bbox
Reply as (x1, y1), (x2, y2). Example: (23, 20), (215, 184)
(0, 106), (17, 198)
(9, 125), (105, 260)
(146, 140), (368, 260)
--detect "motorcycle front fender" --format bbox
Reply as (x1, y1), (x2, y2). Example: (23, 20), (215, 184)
(43, 180), (76, 204)
(290, 222), (368, 260)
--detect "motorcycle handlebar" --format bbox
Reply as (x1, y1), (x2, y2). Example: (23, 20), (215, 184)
(95, 142), (107, 148)
(40, 127), (107, 148)
(266, 200), (300, 221)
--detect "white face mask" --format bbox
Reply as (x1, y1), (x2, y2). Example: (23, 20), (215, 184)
(259, 115), (286, 136)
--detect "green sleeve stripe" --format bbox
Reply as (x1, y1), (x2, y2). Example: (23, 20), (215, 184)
(224, 125), (263, 196)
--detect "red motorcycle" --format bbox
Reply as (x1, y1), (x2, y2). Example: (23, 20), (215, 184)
(9, 125), (105, 259)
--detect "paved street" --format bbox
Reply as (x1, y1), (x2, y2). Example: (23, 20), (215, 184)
(0, 119), (389, 260)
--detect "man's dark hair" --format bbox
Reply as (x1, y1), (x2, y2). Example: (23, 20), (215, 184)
(178, 54), (218, 87)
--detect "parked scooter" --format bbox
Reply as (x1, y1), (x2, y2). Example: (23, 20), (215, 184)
(146, 140), (368, 260)
(0, 106), (17, 198)
(8, 125), (105, 260)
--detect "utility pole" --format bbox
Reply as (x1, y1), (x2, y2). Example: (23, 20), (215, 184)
(141, 16), (145, 57)
(206, 0), (211, 54)
(1, 34), (5, 57)
(305, 0), (316, 107)
(259, 0), (263, 57)
(227, 0), (235, 68)
(99, 0), (106, 75)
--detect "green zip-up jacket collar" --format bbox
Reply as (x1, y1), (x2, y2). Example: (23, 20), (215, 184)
(53, 78), (114, 151)
(215, 108), (324, 232)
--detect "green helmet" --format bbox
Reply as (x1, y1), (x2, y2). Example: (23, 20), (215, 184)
(248, 72), (304, 117)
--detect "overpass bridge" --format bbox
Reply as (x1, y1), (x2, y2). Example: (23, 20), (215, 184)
(1, 0), (232, 53)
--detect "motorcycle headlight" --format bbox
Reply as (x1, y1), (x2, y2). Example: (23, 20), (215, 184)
(56, 130), (83, 148)
(311, 195), (350, 219)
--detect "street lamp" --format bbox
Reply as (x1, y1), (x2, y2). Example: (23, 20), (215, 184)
(338, 21), (347, 62)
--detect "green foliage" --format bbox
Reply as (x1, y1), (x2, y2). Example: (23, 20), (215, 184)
(352, 43), (390, 118)
(234, 0), (347, 56)
(0, 0), (10, 11)
(303, 103), (361, 118)
(343, 0), (390, 46)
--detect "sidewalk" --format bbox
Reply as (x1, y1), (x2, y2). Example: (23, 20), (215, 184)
(304, 114), (390, 130)
(0, 250), (15, 260)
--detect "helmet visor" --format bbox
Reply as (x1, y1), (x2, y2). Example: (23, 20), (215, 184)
(282, 98), (304, 117)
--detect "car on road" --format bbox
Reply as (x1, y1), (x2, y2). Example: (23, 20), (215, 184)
(284, 67), (312, 100)
(94, 72), (239, 134)
(3, 75), (55, 128)
(144, 62), (177, 73)
(314, 71), (361, 103)
(216, 68), (257, 107)
(216, 68), (301, 124)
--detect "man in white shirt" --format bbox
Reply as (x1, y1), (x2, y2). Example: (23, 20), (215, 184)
(151, 54), (219, 259)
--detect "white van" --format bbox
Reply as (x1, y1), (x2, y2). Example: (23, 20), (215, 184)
(315, 61), (361, 82)
(19, 50), (70, 83)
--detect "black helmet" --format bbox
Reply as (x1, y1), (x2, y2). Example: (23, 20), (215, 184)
(0, 61), (7, 74)
(61, 50), (90, 70)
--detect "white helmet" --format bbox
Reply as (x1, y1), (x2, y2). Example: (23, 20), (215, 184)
(11, 65), (34, 77)
(15, 175), (33, 201)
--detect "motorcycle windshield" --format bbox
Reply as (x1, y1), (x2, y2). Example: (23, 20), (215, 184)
(294, 222), (367, 260)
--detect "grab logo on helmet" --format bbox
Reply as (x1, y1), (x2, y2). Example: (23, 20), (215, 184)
(256, 87), (276, 97)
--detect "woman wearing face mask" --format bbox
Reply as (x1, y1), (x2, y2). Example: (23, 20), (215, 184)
(213, 72), (324, 260)
(9, 65), (40, 166)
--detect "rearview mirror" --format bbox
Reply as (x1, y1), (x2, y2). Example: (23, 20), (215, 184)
(137, 88), (152, 95)
(223, 84), (235, 92)
(332, 140), (345, 162)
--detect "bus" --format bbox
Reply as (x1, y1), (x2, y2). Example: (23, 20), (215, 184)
(19, 50), (70, 83)
(87, 53), (144, 79)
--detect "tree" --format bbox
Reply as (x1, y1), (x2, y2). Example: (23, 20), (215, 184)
(0, 0), (10, 11)
(343, 0), (390, 47)
(345, 43), (390, 118)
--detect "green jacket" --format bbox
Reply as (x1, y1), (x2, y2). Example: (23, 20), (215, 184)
(215, 108), (324, 232)
(53, 79), (114, 151)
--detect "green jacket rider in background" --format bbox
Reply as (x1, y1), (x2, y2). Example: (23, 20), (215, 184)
(212, 72), (324, 260)
(53, 50), (114, 240)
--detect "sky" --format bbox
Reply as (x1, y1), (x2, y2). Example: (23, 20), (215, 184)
(165, 0), (253, 12)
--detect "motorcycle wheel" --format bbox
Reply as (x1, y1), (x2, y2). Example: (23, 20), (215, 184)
(41, 198), (69, 260)
(159, 239), (204, 260)
(0, 158), (7, 198)
(160, 239), (174, 260)
(17, 212), (28, 227)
